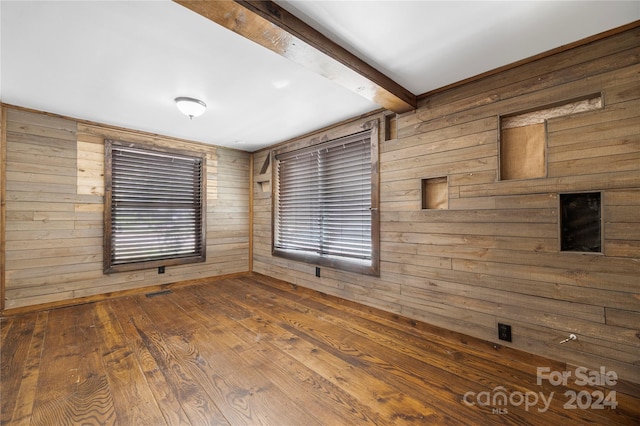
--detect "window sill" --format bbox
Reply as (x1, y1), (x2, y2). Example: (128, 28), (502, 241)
(273, 248), (379, 277)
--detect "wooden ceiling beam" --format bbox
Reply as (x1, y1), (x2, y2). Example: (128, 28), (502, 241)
(174, 0), (416, 113)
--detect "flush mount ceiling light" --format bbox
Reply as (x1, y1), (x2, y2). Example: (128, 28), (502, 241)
(175, 97), (206, 119)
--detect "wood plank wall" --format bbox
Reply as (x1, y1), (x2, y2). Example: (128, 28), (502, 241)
(252, 27), (640, 383)
(1, 108), (250, 310)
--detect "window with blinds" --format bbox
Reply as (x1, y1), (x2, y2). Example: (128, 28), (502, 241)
(104, 140), (206, 273)
(273, 127), (379, 275)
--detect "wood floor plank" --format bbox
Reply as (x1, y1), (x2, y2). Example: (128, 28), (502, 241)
(114, 295), (230, 425)
(0, 317), (12, 345)
(237, 338), (386, 425)
(9, 311), (48, 425)
(140, 288), (324, 426)
(1, 274), (638, 425)
(30, 304), (117, 425)
(236, 311), (451, 425)
(93, 301), (167, 425)
(109, 297), (192, 426)
(206, 283), (450, 425)
(180, 285), (387, 425)
(218, 278), (525, 425)
(0, 314), (37, 424)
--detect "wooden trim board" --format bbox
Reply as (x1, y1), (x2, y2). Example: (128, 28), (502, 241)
(174, 0), (416, 113)
(0, 106), (6, 311)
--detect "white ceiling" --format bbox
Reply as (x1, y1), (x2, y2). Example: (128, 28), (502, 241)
(2, 1), (638, 152)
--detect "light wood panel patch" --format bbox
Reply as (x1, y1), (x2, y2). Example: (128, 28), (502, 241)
(501, 95), (603, 128)
(500, 123), (546, 180)
(77, 140), (104, 196)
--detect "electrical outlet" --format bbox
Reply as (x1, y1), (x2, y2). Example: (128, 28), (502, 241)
(315, 267), (321, 277)
(498, 323), (512, 342)
(158, 266), (165, 274)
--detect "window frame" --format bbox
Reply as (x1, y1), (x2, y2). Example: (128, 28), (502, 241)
(104, 139), (207, 274)
(271, 120), (380, 276)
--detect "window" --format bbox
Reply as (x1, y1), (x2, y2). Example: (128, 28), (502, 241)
(273, 123), (379, 276)
(104, 140), (206, 273)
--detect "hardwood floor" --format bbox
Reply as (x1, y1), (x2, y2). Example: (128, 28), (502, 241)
(2, 273), (638, 425)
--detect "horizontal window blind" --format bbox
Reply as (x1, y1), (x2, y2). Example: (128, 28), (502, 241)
(275, 132), (372, 263)
(106, 142), (205, 271)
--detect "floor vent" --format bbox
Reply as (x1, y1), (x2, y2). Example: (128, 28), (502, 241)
(145, 289), (172, 298)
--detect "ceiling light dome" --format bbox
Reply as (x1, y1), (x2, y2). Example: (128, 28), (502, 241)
(175, 97), (206, 119)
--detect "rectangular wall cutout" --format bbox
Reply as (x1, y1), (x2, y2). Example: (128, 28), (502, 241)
(500, 123), (546, 180)
(500, 94), (602, 181)
(384, 113), (397, 141)
(560, 192), (602, 253)
(422, 177), (448, 209)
